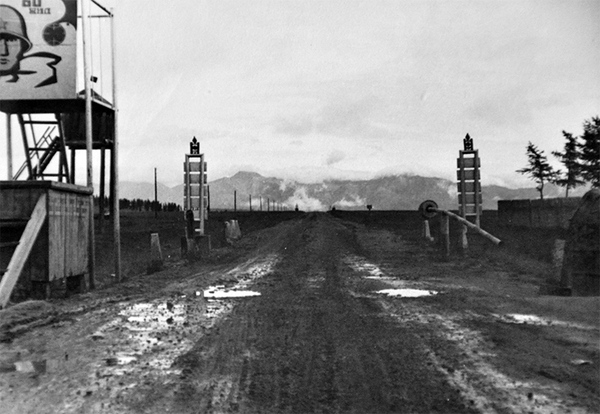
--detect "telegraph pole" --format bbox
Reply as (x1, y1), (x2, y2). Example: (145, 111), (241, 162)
(154, 168), (158, 218)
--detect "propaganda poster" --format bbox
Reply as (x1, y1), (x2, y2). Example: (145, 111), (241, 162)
(0, 0), (77, 100)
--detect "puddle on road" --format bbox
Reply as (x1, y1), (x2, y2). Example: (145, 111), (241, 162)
(111, 300), (205, 372)
(494, 313), (598, 330)
(376, 288), (438, 298)
(342, 254), (386, 277)
(202, 255), (279, 300)
(343, 254), (439, 298)
(204, 287), (261, 299)
(89, 255), (279, 378)
(386, 307), (589, 414)
(105, 353), (138, 366)
(221, 254), (280, 289)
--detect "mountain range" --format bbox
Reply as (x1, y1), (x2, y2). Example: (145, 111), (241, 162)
(113, 171), (589, 211)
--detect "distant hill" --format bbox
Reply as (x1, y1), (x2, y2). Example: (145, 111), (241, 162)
(113, 172), (588, 211)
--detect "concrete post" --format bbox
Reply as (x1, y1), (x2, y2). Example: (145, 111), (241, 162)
(148, 233), (163, 274)
(459, 224), (468, 252)
(441, 214), (450, 258)
(423, 220), (434, 242)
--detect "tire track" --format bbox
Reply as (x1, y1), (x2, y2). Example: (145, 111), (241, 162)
(171, 214), (474, 413)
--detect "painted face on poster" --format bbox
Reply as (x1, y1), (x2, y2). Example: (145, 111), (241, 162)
(0, 0), (77, 99)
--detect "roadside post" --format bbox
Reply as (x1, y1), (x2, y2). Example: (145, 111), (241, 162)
(422, 219), (434, 242)
(441, 214), (450, 258)
(182, 137), (210, 259)
(147, 233), (163, 274)
(457, 134), (482, 252)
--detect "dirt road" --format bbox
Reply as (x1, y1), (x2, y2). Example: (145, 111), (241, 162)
(1, 213), (598, 413)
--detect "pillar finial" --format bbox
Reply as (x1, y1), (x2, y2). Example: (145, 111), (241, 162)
(463, 133), (473, 151)
(190, 137), (200, 155)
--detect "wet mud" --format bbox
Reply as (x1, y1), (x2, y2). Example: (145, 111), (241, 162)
(0, 213), (598, 413)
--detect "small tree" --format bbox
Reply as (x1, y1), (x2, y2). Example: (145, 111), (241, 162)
(552, 131), (584, 197)
(578, 116), (600, 188)
(516, 142), (557, 200)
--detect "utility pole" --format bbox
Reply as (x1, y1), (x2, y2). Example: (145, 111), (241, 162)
(234, 190), (237, 212)
(110, 7), (121, 282)
(154, 168), (158, 218)
(82, 0), (95, 290)
(249, 194), (252, 211)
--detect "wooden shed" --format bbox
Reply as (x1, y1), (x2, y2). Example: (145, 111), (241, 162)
(0, 181), (92, 302)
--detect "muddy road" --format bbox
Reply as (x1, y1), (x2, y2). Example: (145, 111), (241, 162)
(1, 213), (598, 413)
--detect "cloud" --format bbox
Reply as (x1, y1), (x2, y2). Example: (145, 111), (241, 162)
(465, 87), (533, 128)
(335, 194), (366, 208)
(279, 179), (295, 192)
(274, 116), (314, 136)
(264, 165), (373, 184)
(325, 150), (346, 166)
(273, 95), (393, 140)
(439, 181), (457, 199)
(284, 187), (326, 211)
(316, 96), (381, 136)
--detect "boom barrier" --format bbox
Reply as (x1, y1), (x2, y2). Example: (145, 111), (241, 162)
(418, 200), (502, 257)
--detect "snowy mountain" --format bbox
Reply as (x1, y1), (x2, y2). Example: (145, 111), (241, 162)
(113, 171), (588, 212)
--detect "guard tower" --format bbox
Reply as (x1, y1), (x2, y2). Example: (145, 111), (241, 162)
(0, 0), (120, 307)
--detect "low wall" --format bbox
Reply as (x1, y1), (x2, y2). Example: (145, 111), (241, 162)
(497, 197), (582, 229)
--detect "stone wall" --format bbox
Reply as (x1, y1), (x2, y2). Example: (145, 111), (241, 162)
(497, 197), (582, 229)
(561, 189), (600, 296)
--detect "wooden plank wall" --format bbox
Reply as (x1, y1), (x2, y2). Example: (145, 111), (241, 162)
(1, 184), (90, 283)
(48, 190), (89, 281)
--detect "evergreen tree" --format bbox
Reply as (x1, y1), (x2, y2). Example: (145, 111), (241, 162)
(516, 142), (557, 200)
(552, 131), (584, 197)
(578, 116), (600, 188)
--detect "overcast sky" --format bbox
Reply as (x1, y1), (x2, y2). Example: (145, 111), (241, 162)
(2, 0), (599, 187)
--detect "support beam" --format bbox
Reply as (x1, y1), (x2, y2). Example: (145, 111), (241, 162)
(70, 149), (76, 183)
(17, 114), (34, 179)
(55, 113), (71, 183)
(0, 194), (47, 309)
(99, 147), (106, 233)
(110, 7), (121, 282)
(82, 0), (95, 289)
(6, 114), (12, 179)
